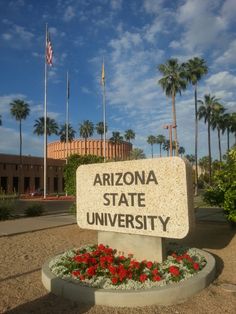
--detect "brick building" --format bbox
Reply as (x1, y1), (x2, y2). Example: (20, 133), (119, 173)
(0, 154), (65, 195)
(47, 139), (132, 160)
(0, 139), (132, 195)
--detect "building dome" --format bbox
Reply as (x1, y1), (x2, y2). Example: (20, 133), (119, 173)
(47, 139), (132, 160)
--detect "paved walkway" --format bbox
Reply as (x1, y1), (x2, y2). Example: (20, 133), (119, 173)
(0, 207), (227, 237)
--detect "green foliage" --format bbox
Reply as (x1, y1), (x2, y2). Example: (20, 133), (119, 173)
(0, 199), (15, 220)
(69, 202), (76, 215)
(24, 203), (44, 217)
(64, 154), (104, 196)
(203, 147), (236, 222)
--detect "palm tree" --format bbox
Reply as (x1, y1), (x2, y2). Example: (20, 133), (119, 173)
(33, 117), (59, 136)
(178, 146), (185, 157)
(162, 140), (170, 156)
(59, 123), (76, 142)
(185, 154), (195, 165)
(211, 104), (225, 162)
(156, 134), (166, 157)
(147, 135), (156, 158)
(124, 129), (135, 159)
(110, 131), (123, 161)
(158, 58), (187, 156)
(96, 121), (107, 157)
(130, 148), (146, 160)
(10, 99), (30, 162)
(79, 120), (94, 155)
(183, 57), (208, 194)
(198, 94), (221, 184)
(221, 113), (236, 151)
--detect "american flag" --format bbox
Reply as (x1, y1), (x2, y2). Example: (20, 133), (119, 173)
(46, 33), (53, 66)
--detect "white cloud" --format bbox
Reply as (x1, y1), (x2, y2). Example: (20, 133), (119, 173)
(1, 24), (34, 48)
(143, 0), (164, 15)
(206, 71), (236, 90)
(175, 0), (228, 52)
(110, 0), (122, 10)
(63, 5), (76, 22)
(215, 40), (236, 65)
(0, 94), (26, 114)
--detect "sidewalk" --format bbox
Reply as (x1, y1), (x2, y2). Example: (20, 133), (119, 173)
(0, 208), (227, 237)
(0, 213), (76, 236)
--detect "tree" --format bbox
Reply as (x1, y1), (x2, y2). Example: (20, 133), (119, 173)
(147, 135), (156, 158)
(198, 94), (221, 184)
(185, 154), (195, 165)
(178, 146), (185, 157)
(162, 140), (170, 156)
(33, 117), (59, 136)
(203, 147), (236, 223)
(158, 58), (187, 156)
(221, 113), (236, 151)
(96, 121), (107, 157)
(110, 131), (123, 161)
(64, 154), (103, 195)
(130, 148), (146, 160)
(183, 57), (208, 195)
(10, 99), (30, 161)
(59, 123), (76, 143)
(79, 120), (94, 155)
(124, 129), (135, 159)
(156, 134), (166, 157)
(211, 104), (225, 162)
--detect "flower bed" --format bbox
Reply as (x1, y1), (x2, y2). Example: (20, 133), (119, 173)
(49, 244), (207, 290)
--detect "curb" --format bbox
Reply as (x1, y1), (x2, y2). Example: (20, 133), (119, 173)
(42, 248), (215, 307)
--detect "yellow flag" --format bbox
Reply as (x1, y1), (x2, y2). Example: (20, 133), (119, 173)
(101, 61), (105, 86)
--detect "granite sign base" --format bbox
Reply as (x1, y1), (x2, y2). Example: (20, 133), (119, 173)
(42, 248), (216, 307)
(98, 230), (166, 262)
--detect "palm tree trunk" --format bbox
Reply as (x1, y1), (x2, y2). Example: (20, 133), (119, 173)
(194, 84), (198, 196)
(208, 121), (212, 184)
(227, 128), (230, 151)
(19, 120), (22, 164)
(100, 135), (103, 157)
(151, 145), (153, 158)
(172, 93), (179, 156)
(85, 138), (87, 155)
(217, 127), (222, 162)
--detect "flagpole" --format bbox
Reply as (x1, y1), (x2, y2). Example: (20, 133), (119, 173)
(102, 59), (106, 162)
(65, 71), (69, 196)
(43, 24), (48, 199)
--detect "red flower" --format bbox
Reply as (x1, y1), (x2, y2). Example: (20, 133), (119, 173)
(139, 274), (148, 282)
(193, 262), (199, 270)
(169, 266), (180, 276)
(111, 277), (118, 285)
(146, 261), (153, 269)
(72, 270), (80, 277)
(153, 275), (161, 281)
(79, 275), (85, 281)
(98, 244), (106, 251)
(108, 265), (117, 275)
(152, 268), (159, 276)
(87, 266), (96, 277)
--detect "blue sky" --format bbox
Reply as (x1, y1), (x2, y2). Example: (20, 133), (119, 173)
(0, 0), (235, 159)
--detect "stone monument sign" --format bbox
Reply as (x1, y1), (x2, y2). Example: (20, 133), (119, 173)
(76, 157), (194, 239)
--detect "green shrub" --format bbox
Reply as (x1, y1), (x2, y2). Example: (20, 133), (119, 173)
(203, 147), (236, 222)
(24, 203), (44, 217)
(64, 154), (104, 196)
(69, 202), (76, 215)
(0, 199), (15, 220)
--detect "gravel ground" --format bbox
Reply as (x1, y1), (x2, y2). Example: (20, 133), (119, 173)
(0, 222), (235, 314)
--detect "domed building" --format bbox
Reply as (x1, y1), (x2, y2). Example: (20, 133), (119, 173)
(47, 139), (132, 160)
